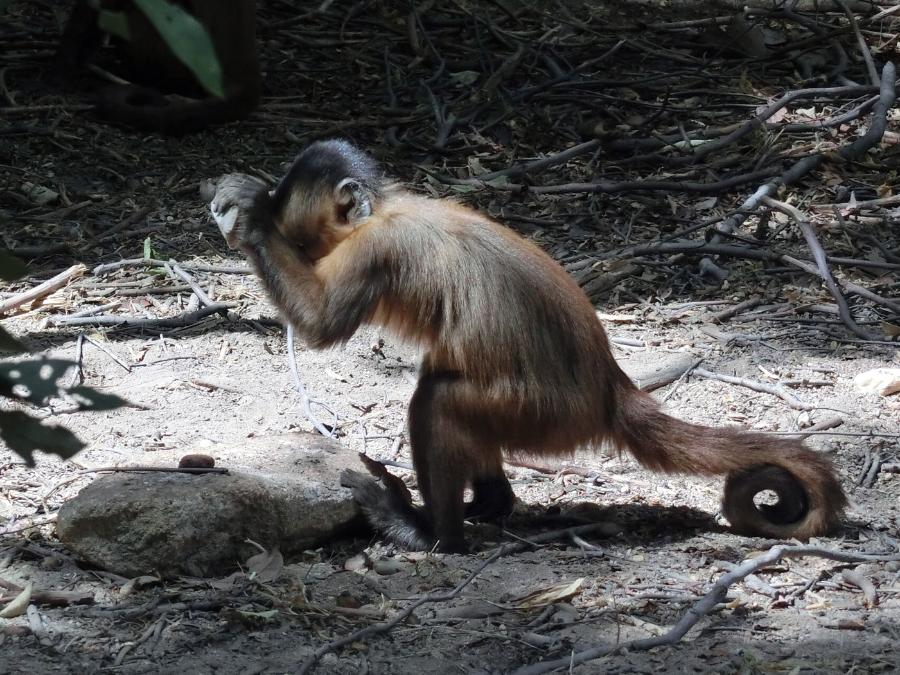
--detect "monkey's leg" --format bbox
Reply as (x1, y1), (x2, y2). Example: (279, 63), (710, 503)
(466, 472), (515, 521)
(409, 372), (489, 553)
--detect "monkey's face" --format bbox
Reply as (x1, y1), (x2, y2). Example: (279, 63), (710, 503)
(271, 175), (375, 260)
(266, 140), (382, 259)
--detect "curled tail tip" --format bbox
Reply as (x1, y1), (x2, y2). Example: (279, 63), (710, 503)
(615, 388), (846, 539)
(723, 462), (846, 540)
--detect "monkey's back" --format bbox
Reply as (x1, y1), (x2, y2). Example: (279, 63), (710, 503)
(366, 194), (626, 424)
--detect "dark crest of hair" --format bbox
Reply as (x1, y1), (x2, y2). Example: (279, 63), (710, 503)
(272, 139), (382, 209)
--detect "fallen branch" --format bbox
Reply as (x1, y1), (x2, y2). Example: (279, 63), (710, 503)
(697, 61), (896, 280)
(46, 303), (232, 329)
(526, 167), (781, 196)
(838, 0), (880, 86)
(515, 544), (900, 675)
(786, 415), (844, 440)
(624, 242), (900, 316)
(166, 261), (215, 306)
(836, 61), (897, 160)
(0, 579), (93, 608)
(692, 367), (812, 410)
(713, 296), (763, 322)
(762, 196), (874, 340)
(812, 194), (900, 212)
(0, 264), (86, 315)
(93, 258), (251, 275)
(841, 568), (879, 608)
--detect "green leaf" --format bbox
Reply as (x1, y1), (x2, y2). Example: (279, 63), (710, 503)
(143, 236), (153, 259)
(0, 359), (75, 404)
(0, 410), (85, 466)
(0, 250), (26, 281)
(68, 386), (129, 411)
(0, 360), (128, 411)
(0, 326), (26, 355)
(132, 0), (225, 98)
(97, 9), (132, 40)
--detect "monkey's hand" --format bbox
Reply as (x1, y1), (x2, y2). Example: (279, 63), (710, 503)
(205, 173), (270, 249)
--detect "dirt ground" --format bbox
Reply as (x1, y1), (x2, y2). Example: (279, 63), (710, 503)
(2, 1), (900, 673)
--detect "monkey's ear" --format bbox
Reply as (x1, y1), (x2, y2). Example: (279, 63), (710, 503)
(334, 177), (373, 224)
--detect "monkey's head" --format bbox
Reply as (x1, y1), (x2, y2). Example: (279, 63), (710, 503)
(270, 140), (383, 259)
(208, 140), (383, 258)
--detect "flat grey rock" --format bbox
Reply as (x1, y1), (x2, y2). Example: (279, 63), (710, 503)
(57, 433), (360, 577)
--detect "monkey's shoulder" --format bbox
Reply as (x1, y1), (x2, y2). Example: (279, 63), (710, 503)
(363, 193), (518, 248)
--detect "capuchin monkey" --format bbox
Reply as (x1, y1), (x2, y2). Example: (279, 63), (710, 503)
(58, 0), (260, 134)
(207, 140), (846, 553)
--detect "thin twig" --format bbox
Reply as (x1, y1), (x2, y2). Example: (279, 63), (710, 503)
(712, 296), (763, 322)
(166, 261), (215, 306)
(762, 196), (874, 340)
(837, 0), (880, 86)
(286, 324), (338, 438)
(83, 336), (131, 372)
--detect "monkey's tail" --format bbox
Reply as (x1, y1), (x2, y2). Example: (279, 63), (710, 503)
(611, 385), (847, 539)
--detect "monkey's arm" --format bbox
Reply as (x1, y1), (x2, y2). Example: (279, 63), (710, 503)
(209, 174), (381, 347)
(248, 233), (382, 347)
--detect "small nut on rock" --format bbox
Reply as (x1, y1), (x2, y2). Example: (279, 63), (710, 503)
(178, 453), (215, 469)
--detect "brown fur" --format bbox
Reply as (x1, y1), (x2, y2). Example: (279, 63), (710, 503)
(210, 140), (847, 553)
(58, 0), (260, 134)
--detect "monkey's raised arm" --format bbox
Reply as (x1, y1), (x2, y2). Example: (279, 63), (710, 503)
(208, 171), (383, 347)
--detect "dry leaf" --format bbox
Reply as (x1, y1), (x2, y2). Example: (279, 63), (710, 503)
(450, 71), (480, 86)
(21, 182), (58, 206)
(695, 196), (718, 211)
(344, 553), (370, 572)
(854, 368), (900, 397)
(247, 547), (284, 583)
(881, 322), (900, 337)
(0, 582), (32, 618)
(768, 107), (788, 124)
(513, 578), (584, 609)
(207, 571), (245, 591)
